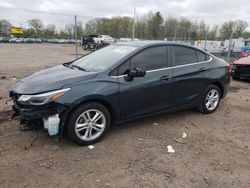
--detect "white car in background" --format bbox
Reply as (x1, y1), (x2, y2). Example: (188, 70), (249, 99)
(94, 35), (115, 44)
(119, 38), (140, 42)
(9, 37), (24, 43)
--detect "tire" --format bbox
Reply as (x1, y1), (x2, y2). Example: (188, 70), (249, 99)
(198, 85), (221, 114)
(67, 102), (111, 145)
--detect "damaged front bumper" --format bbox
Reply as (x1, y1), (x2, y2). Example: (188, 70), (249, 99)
(231, 64), (250, 79)
(11, 95), (69, 136)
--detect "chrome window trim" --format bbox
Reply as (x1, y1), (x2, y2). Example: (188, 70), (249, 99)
(170, 56), (212, 69)
(110, 75), (127, 78)
(110, 56), (213, 78)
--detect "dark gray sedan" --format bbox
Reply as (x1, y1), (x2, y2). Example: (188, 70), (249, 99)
(10, 41), (230, 145)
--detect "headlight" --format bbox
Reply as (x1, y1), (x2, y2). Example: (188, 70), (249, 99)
(17, 88), (70, 105)
(231, 64), (236, 70)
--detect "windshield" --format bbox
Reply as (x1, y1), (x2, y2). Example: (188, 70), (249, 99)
(71, 45), (137, 72)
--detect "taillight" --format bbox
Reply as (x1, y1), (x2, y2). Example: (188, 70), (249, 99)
(226, 63), (231, 73)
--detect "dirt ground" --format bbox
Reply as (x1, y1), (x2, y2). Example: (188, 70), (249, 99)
(0, 44), (250, 188)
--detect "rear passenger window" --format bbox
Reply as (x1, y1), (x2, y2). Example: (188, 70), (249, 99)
(205, 54), (210, 60)
(196, 50), (206, 62)
(131, 46), (167, 71)
(173, 46), (197, 66)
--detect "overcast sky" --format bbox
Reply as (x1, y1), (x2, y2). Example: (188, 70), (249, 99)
(0, 0), (249, 30)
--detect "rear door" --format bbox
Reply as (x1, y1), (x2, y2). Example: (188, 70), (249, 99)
(118, 45), (173, 119)
(171, 45), (211, 106)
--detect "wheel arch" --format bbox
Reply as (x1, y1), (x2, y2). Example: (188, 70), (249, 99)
(210, 81), (224, 98)
(64, 98), (117, 128)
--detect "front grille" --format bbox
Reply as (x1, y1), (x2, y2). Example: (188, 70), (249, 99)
(237, 65), (250, 76)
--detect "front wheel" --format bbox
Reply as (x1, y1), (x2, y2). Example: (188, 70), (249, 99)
(198, 85), (221, 114)
(67, 103), (111, 145)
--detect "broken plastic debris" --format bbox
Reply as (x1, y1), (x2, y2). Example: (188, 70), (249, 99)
(153, 122), (159, 126)
(88, 145), (94, 149)
(182, 132), (187, 138)
(43, 114), (60, 136)
(174, 139), (184, 144)
(167, 145), (175, 153)
(138, 138), (145, 142)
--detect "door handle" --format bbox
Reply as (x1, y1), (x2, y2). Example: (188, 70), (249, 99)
(199, 67), (206, 72)
(160, 75), (171, 81)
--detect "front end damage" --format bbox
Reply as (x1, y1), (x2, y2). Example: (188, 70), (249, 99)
(10, 91), (69, 136)
(231, 64), (250, 79)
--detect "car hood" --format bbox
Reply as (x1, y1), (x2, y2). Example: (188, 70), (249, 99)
(10, 64), (97, 94)
(233, 56), (250, 65)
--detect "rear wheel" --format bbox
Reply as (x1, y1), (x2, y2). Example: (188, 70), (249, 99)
(198, 85), (221, 114)
(67, 102), (111, 145)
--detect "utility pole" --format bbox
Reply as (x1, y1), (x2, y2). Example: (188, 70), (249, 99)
(204, 31), (208, 51)
(227, 33), (233, 63)
(132, 8), (136, 41)
(174, 25), (177, 41)
(74, 15), (78, 59)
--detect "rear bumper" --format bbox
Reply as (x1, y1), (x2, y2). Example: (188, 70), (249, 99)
(219, 72), (230, 99)
(222, 82), (229, 99)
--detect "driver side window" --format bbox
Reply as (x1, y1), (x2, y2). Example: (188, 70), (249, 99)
(131, 46), (168, 71)
(117, 46), (168, 76)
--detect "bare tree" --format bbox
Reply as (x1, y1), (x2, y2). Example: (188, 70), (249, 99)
(0, 19), (12, 36)
(219, 20), (248, 39)
(179, 17), (192, 40)
(234, 20), (248, 38)
(197, 20), (209, 40)
(64, 24), (74, 38)
(27, 19), (43, 34)
(43, 24), (56, 38)
(164, 16), (178, 40)
(208, 25), (219, 40)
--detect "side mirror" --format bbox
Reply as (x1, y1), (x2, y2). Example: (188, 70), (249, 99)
(125, 66), (146, 81)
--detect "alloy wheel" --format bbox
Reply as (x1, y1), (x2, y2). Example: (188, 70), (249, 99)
(205, 89), (219, 111)
(75, 109), (106, 141)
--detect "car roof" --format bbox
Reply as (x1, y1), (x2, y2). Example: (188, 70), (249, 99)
(115, 40), (192, 47)
(114, 40), (211, 54)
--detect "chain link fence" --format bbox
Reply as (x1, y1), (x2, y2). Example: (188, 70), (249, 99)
(0, 6), (98, 84)
(0, 6), (244, 73)
(0, 7), (92, 59)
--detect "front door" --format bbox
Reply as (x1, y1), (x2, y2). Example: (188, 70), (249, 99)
(118, 46), (173, 120)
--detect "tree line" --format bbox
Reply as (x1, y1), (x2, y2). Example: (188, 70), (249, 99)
(0, 11), (249, 40)
(0, 18), (84, 39)
(85, 11), (249, 40)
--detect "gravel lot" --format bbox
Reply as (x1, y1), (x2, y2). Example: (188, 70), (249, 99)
(0, 44), (250, 188)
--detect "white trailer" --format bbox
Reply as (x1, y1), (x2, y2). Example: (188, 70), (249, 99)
(194, 40), (223, 54)
(222, 38), (245, 54)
